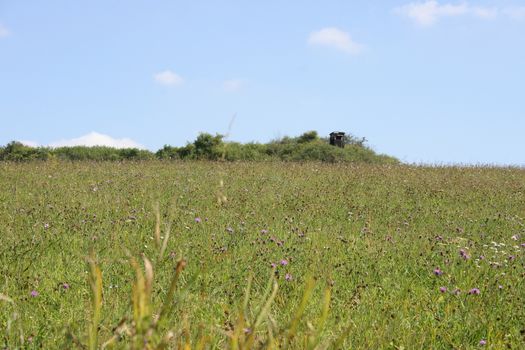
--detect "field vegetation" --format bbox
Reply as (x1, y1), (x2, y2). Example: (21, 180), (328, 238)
(1, 161), (524, 349)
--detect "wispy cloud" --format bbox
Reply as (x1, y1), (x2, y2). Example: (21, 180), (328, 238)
(153, 70), (184, 87)
(49, 132), (145, 149)
(308, 27), (363, 55)
(394, 1), (504, 26)
(0, 23), (10, 38)
(222, 79), (244, 92)
(503, 7), (525, 20)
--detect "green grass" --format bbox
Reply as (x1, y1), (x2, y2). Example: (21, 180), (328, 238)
(1, 161), (524, 349)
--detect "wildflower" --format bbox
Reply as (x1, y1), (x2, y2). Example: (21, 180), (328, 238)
(459, 249), (470, 260)
(62, 283), (70, 290)
(479, 339), (487, 346)
(439, 286), (447, 293)
(280, 259), (288, 266)
(30, 290), (38, 297)
(468, 288), (481, 295)
(226, 227), (234, 233)
(194, 217), (201, 223)
(44, 223), (50, 229)
(511, 235), (518, 241)
(520, 243), (525, 248)
(498, 285), (503, 290)
(270, 262), (277, 268)
(285, 273), (293, 281)
(260, 229), (268, 234)
(453, 288), (461, 295)
(435, 235), (443, 241)
(508, 255), (515, 261)
(433, 267), (443, 276)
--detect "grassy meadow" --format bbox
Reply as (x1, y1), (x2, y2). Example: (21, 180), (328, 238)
(1, 161), (524, 349)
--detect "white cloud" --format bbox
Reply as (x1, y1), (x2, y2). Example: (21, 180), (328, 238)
(503, 7), (525, 20)
(49, 132), (145, 149)
(222, 79), (244, 92)
(19, 140), (39, 147)
(308, 27), (363, 55)
(395, 1), (467, 26)
(0, 24), (10, 38)
(471, 7), (498, 20)
(153, 70), (184, 86)
(395, 1), (500, 26)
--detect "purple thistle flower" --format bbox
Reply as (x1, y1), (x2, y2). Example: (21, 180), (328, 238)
(520, 243), (525, 248)
(508, 255), (515, 261)
(439, 286), (447, 293)
(433, 267), (443, 276)
(270, 262), (277, 268)
(285, 273), (293, 281)
(30, 290), (38, 297)
(280, 259), (289, 266)
(62, 283), (70, 290)
(194, 217), (201, 223)
(459, 249), (470, 260)
(479, 339), (487, 346)
(468, 288), (481, 295)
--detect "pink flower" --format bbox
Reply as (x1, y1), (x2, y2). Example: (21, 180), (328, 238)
(459, 249), (470, 260)
(479, 339), (487, 346)
(30, 290), (38, 297)
(439, 286), (447, 293)
(194, 217), (201, 223)
(280, 259), (289, 266)
(285, 273), (293, 281)
(433, 267), (443, 276)
(468, 288), (481, 295)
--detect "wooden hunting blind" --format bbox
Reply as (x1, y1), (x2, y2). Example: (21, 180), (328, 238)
(329, 132), (345, 148)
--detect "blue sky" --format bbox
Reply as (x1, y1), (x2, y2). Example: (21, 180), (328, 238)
(1, 1), (524, 165)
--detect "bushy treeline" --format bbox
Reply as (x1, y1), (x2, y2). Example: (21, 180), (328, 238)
(0, 131), (398, 163)
(0, 142), (153, 161)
